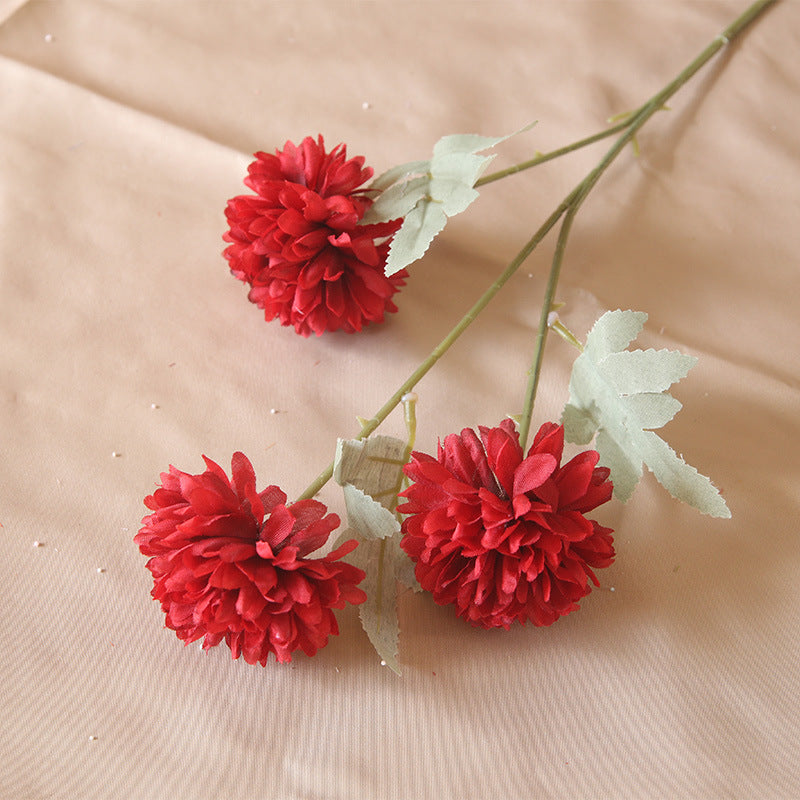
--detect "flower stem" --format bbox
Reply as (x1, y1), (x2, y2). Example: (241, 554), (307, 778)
(517, 0), (777, 449)
(475, 118), (634, 188)
(296, 0), (777, 500)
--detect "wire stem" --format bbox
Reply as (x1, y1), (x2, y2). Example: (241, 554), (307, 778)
(517, 0), (777, 449)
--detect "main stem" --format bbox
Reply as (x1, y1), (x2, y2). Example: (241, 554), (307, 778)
(517, 0), (777, 449)
(296, 0), (776, 501)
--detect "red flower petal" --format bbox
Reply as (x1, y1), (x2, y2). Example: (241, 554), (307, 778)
(512, 453), (557, 497)
(529, 421), (565, 462)
(481, 424), (522, 497)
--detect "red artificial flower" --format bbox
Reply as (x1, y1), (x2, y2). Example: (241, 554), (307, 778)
(398, 419), (615, 629)
(222, 135), (405, 336)
(135, 452), (366, 664)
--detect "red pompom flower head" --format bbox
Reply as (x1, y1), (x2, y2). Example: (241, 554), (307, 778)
(223, 135), (404, 336)
(135, 452), (366, 664)
(399, 420), (615, 629)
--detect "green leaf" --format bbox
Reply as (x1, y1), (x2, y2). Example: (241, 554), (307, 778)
(640, 431), (730, 517)
(428, 174), (479, 216)
(561, 402), (597, 445)
(363, 124), (535, 275)
(333, 435), (415, 673)
(341, 484), (400, 541)
(429, 152), (489, 206)
(584, 308), (647, 361)
(621, 393), (683, 429)
(346, 536), (403, 674)
(431, 126), (535, 158)
(384, 201), (448, 276)
(595, 428), (643, 503)
(364, 175), (429, 225)
(562, 309), (730, 517)
(599, 350), (696, 395)
(369, 160), (430, 193)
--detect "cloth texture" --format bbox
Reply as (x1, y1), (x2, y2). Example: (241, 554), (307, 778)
(1, 1), (798, 798)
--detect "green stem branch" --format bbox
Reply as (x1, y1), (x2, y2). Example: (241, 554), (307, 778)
(296, 0), (777, 500)
(295, 192), (578, 500)
(475, 117), (634, 188)
(517, 0), (777, 449)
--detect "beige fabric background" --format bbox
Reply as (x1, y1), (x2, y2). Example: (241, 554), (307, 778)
(2, 1), (799, 798)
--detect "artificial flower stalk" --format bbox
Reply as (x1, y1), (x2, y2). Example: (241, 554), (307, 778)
(478, 0), (775, 191)
(298, 0), (776, 500)
(475, 116), (642, 189)
(518, 0), (778, 449)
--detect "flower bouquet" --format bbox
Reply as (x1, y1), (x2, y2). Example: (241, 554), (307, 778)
(136, 0), (773, 673)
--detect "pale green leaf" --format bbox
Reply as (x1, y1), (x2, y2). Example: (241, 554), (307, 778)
(347, 536), (403, 674)
(384, 201), (448, 276)
(369, 160), (430, 192)
(342, 484), (401, 541)
(431, 122), (536, 158)
(361, 176), (430, 225)
(429, 151), (491, 189)
(394, 548), (422, 593)
(333, 435), (414, 672)
(562, 309), (729, 517)
(432, 132), (508, 157)
(621, 393), (683, 430)
(595, 428), (643, 502)
(560, 403), (597, 445)
(584, 309), (647, 361)
(600, 349), (696, 395)
(640, 431), (731, 518)
(427, 176), (480, 216)
(364, 124), (535, 274)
